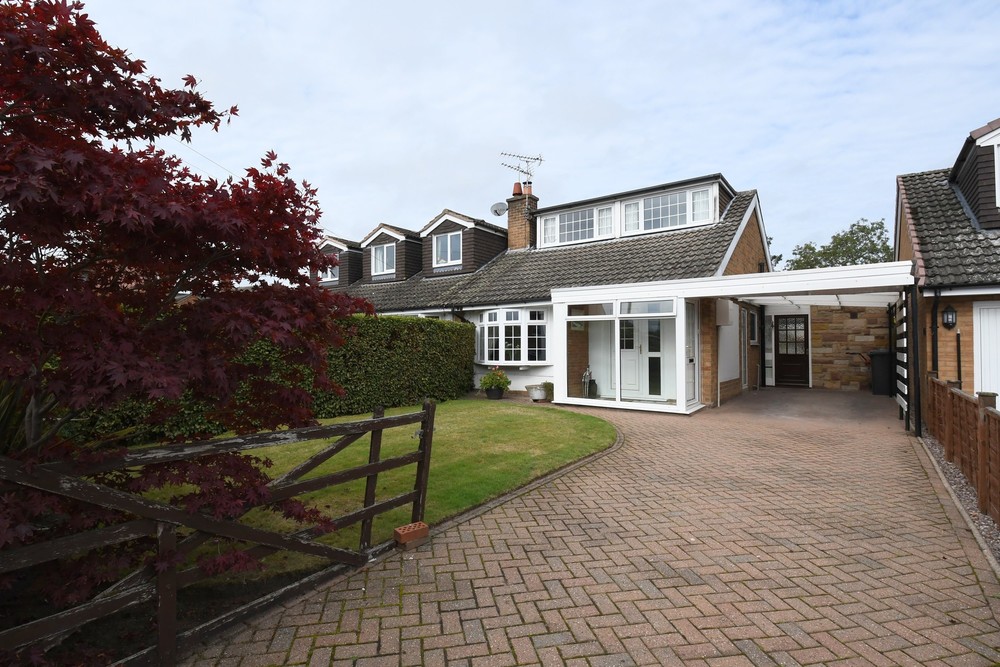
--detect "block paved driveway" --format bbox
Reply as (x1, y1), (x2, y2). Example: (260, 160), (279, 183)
(184, 389), (1000, 666)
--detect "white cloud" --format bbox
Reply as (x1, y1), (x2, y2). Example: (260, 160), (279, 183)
(83, 0), (1000, 260)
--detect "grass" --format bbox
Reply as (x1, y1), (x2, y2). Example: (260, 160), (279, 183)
(35, 398), (614, 662)
(196, 398), (616, 580)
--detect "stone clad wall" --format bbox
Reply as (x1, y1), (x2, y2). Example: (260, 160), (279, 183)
(810, 306), (890, 391)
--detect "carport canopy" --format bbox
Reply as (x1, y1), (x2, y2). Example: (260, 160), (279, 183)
(552, 260), (915, 307)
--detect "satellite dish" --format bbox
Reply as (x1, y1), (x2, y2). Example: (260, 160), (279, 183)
(490, 202), (508, 217)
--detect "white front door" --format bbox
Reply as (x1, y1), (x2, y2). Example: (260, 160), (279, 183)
(619, 320), (640, 395)
(620, 319), (673, 400)
(975, 301), (1000, 393)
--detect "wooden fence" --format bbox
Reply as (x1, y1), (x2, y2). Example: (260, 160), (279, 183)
(0, 400), (435, 665)
(925, 376), (1000, 522)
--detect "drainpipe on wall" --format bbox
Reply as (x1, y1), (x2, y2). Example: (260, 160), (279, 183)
(931, 289), (940, 373)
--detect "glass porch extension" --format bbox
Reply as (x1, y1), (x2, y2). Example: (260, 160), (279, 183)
(562, 299), (690, 412)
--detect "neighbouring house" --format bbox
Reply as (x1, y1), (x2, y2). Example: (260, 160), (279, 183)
(325, 174), (913, 414)
(896, 117), (1000, 415)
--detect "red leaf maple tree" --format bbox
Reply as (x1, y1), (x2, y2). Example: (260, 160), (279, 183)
(0, 0), (371, 450)
(0, 5), (374, 646)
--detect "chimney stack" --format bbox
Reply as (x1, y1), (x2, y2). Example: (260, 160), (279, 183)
(506, 181), (538, 250)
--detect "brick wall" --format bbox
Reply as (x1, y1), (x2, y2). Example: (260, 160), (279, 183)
(811, 306), (890, 391)
(720, 378), (742, 403)
(506, 192), (538, 250)
(699, 298), (718, 405)
(723, 211), (768, 275)
(567, 324), (589, 398)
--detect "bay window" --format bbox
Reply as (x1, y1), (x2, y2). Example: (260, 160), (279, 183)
(477, 308), (548, 364)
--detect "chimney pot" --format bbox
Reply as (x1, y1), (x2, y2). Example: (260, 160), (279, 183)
(524, 181), (532, 196)
(512, 181), (523, 196)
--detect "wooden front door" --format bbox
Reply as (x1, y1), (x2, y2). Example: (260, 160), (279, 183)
(774, 315), (809, 386)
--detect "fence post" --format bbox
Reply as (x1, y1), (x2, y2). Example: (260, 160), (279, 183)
(945, 382), (960, 462)
(411, 399), (436, 524)
(927, 372), (938, 437)
(360, 406), (385, 552)
(979, 393), (999, 514)
(157, 522), (177, 667)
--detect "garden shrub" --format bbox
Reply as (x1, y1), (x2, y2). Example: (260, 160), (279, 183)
(74, 316), (475, 441)
(314, 315), (475, 417)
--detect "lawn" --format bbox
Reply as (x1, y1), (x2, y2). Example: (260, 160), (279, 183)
(203, 398), (616, 580)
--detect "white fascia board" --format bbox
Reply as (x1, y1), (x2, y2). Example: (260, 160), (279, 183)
(975, 127), (1000, 146)
(714, 192), (762, 276)
(931, 285), (1000, 297)
(360, 226), (406, 248)
(463, 301), (551, 313)
(419, 213), (474, 238)
(318, 239), (349, 252)
(552, 261), (915, 303)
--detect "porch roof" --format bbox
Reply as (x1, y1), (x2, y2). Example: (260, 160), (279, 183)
(551, 260), (915, 308)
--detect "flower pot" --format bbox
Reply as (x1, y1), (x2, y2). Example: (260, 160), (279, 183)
(485, 388), (504, 400)
(526, 384), (546, 402)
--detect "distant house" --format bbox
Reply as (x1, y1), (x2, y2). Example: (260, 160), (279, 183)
(326, 174), (913, 414)
(896, 117), (1000, 406)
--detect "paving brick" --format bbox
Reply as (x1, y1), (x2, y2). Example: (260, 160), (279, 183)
(181, 390), (1000, 667)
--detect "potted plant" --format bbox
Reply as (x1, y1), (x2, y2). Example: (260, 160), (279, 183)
(480, 366), (511, 400)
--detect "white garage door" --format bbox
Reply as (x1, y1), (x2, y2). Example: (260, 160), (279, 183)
(975, 301), (1000, 394)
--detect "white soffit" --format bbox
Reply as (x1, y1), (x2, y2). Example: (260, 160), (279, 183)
(552, 261), (915, 304)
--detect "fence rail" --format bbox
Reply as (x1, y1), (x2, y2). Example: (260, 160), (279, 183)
(0, 400), (435, 665)
(925, 375), (999, 523)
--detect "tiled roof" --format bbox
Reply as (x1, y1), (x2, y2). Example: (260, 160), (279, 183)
(345, 190), (757, 311)
(898, 169), (1000, 287)
(433, 209), (508, 236)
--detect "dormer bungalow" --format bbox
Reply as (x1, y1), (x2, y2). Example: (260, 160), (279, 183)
(327, 173), (914, 416)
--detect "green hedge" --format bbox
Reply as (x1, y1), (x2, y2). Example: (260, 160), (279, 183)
(314, 315), (475, 417)
(72, 315), (474, 443)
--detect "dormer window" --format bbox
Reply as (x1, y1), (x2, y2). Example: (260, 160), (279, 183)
(541, 205), (613, 245)
(372, 243), (395, 275)
(538, 183), (716, 248)
(629, 187), (711, 232)
(317, 252), (339, 283)
(433, 231), (462, 267)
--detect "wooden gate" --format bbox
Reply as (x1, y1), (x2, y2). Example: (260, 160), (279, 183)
(0, 401), (435, 665)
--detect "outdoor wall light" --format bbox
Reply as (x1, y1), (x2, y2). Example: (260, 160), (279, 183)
(942, 305), (957, 330)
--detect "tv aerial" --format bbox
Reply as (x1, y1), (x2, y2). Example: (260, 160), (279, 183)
(500, 152), (543, 182)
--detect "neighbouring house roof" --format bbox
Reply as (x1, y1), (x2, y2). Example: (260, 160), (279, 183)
(898, 169), (1000, 287)
(319, 235), (361, 251)
(345, 190), (757, 312)
(359, 223), (420, 247)
(420, 209), (508, 237)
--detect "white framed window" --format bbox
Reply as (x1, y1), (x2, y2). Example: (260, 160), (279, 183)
(372, 243), (395, 275)
(748, 310), (759, 345)
(597, 207), (612, 236)
(319, 253), (339, 282)
(624, 202), (639, 232)
(692, 189), (710, 223)
(476, 308), (548, 364)
(541, 207), (615, 246)
(433, 231), (462, 267)
(542, 216), (557, 244)
(624, 187), (713, 234)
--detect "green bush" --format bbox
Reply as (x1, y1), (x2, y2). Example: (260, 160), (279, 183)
(314, 316), (474, 417)
(73, 315), (475, 442)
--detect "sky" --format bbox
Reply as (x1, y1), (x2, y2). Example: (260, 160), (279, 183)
(82, 0), (1000, 262)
